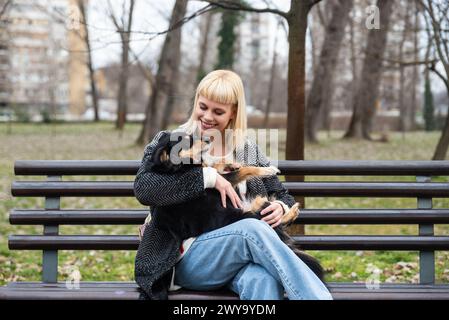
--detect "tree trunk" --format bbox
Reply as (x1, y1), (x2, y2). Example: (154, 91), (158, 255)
(424, 0), (449, 159)
(344, 0), (394, 140)
(263, 21), (280, 128)
(116, 41), (130, 129)
(431, 71), (449, 159)
(306, 0), (353, 142)
(114, 0), (135, 130)
(398, 5), (410, 134)
(286, 1), (309, 162)
(409, 2), (419, 130)
(285, 0), (313, 236)
(196, 10), (214, 83)
(136, 0), (187, 145)
(77, 0), (99, 122)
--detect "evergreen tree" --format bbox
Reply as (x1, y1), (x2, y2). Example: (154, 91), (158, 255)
(215, 4), (245, 70)
(424, 77), (435, 131)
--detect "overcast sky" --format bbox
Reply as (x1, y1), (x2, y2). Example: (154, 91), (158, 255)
(86, 0), (290, 69)
(82, 0), (446, 95)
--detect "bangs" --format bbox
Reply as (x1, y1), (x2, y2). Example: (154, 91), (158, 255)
(198, 77), (238, 105)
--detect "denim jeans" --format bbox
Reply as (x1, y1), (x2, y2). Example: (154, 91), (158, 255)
(174, 218), (333, 300)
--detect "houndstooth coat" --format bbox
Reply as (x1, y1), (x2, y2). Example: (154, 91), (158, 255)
(133, 130), (296, 300)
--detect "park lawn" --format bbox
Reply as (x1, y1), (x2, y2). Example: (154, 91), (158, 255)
(1, 122), (449, 286)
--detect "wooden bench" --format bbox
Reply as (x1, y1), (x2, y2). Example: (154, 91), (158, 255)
(1, 160), (449, 300)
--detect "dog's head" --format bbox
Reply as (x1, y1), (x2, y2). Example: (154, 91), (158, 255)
(146, 132), (211, 173)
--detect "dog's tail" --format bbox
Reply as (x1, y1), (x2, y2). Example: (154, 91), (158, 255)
(276, 230), (325, 281)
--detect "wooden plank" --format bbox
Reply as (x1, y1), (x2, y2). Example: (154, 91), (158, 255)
(15, 160), (138, 176)
(14, 160), (449, 176)
(10, 208), (449, 225)
(284, 182), (449, 197)
(8, 235), (449, 250)
(11, 181), (449, 197)
(2, 282), (449, 300)
(10, 209), (149, 225)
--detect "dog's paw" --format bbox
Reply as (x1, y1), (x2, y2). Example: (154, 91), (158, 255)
(259, 165), (280, 176)
(281, 202), (300, 225)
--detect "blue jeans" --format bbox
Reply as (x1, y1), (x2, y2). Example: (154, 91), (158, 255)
(174, 218), (333, 300)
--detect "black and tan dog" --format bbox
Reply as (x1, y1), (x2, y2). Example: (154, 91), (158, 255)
(143, 131), (325, 281)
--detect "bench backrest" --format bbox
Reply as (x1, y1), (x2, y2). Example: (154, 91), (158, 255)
(9, 160), (449, 284)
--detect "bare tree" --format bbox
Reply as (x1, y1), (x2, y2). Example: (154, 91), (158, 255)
(306, 0), (354, 143)
(409, 0), (420, 131)
(263, 19), (283, 128)
(77, 0), (99, 121)
(196, 10), (215, 82)
(0, 0), (12, 19)
(137, 0), (188, 145)
(397, 1), (411, 134)
(344, 0), (395, 140)
(419, 0), (449, 159)
(108, 0), (136, 130)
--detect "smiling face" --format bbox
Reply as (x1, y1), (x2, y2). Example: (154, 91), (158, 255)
(194, 95), (236, 137)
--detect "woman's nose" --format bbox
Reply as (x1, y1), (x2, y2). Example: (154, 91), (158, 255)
(203, 112), (214, 122)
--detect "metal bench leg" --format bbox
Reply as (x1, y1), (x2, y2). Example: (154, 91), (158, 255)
(43, 176), (60, 284)
(417, 176), (435, 285)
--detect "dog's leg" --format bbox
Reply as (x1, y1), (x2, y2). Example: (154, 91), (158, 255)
(219, 166), (280, 186)
(281, 202), (300, 225)
(249, 195), (269, 212)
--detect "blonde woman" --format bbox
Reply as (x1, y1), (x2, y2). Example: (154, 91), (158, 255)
(134, 70), (332, 300)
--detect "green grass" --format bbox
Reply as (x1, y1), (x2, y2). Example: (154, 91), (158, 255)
(1, 123), (449, 285)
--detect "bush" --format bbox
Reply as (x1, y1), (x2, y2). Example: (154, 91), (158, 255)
(13, 106), (31, 123)
(40, 109), (52, 123)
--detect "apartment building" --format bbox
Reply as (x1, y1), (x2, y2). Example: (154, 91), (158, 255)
(0, 0), (88, 116)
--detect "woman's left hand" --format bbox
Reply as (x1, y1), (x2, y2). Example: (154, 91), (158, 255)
(260, 202), (284, 228)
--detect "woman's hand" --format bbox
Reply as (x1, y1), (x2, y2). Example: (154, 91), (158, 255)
(214, 173), (243, 209)
(260, 202), (284, 228)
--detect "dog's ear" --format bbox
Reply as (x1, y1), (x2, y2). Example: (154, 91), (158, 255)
(144, 132), (171, 171)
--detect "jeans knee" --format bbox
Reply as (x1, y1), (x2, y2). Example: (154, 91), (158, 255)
(234, 218), (272, 235)
(234, 264), (284, 300)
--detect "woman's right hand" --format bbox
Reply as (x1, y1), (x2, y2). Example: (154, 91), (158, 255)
(214, 173), (243, 209)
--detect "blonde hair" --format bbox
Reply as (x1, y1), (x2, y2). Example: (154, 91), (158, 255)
(179, 70), (248, 151)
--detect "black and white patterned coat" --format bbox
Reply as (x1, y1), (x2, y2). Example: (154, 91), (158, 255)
(134, 130), (296, 300)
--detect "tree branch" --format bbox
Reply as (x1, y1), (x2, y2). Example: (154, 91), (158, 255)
(384, 57), (439, 67)
(309, 0), (323, 8)
(198, 0), (289, 19)
(0, 0), (12, 19)
(429, 62), (449, 94)
(418, 0), (449, 66)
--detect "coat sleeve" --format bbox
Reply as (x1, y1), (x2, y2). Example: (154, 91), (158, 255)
(252, 142), (297, 208)
(133, 131), (205, 207)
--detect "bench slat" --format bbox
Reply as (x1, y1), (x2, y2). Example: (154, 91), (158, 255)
(14, 160), (449, 176)
(11, 181), (449, 197)
(9, 235), (449, 250)
(10, 209), (148, 225)
(15, 160), (139, 176)
(284, 182), (449, 197)
(2, 282), (449, 300)
(9, 209), (449, 225)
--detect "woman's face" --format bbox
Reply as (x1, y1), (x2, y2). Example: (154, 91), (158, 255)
(194, 95), (236, 137)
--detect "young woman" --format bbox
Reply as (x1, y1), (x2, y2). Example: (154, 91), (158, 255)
(134, 70), (332, 300)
